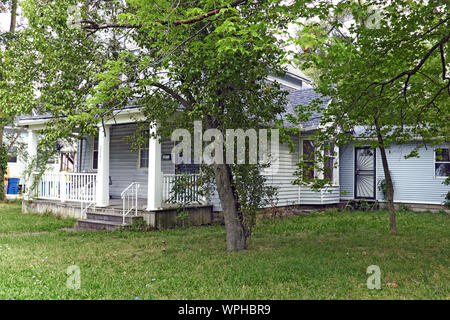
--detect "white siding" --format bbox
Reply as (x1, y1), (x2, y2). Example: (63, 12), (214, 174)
(299, 186), (340, 205)
(339, 142), (450, 205)
(78, 123), (175, 198)
(209, 134), (302, 211)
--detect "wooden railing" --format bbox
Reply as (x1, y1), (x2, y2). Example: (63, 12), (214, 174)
(162, 174), (205, 205)
(34, 172), (97, 203)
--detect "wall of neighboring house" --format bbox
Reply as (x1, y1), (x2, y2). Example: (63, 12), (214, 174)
(4, 128), (59, 193)
(339, 142), (450, 205)
(4, 128), (28, 186)
(77, 123), (174, 198)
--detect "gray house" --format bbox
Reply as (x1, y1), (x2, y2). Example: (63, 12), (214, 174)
(18, 69), (449, 229)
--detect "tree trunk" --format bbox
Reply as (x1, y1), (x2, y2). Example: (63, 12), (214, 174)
(375, 120), (397, 234)
(204, 113), (246, 251)
(213, 163), (247, 251)
(0, 0), (19, 201)
(0, 126), (5, 201)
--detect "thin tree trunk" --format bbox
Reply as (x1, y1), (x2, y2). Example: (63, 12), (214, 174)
(9, 0), (17, 33)
(0, 0), (19, 201)
(375, 119), (397, 234)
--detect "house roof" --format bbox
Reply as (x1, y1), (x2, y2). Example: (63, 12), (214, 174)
(18, 86), (329, 131)
(282, 87), (330, 129)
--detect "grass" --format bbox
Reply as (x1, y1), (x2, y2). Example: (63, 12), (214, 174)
(0, 202), (448, 299)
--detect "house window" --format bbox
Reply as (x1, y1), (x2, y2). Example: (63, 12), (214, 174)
(435, 147), (450, 177)
(92, 136), (99, 170)
(139, 130), (150, 169)
(324, 144), (335, 181)
(7, 147), (17, 163)
(302, 140), (315, 180)
(139, 145), (149, 168)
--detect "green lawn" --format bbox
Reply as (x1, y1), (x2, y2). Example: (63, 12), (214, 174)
(0, 202), (448, 299)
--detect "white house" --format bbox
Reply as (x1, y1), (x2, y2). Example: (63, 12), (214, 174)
(17, 68), (449, 229)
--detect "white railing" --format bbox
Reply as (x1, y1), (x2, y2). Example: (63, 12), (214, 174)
(162, 174), (205, 204)
(34, 172), (97, 203)
(80, 184), (96, 220)
(34, 172), (61, 200)
(121, 182), (140, 225)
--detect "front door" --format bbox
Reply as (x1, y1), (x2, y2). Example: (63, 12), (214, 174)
(355, 147), (376, 199)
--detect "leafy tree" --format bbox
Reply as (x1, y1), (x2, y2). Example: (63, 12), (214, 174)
(295, 0), (449, 233)
(14, 0), (307, 250)
(0, 0), (22, 200)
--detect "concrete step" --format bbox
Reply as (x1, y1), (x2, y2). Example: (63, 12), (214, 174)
(77, 219), (129, 231)
(86, 211), (143, 224)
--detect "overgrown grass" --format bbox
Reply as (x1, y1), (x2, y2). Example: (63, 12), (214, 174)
(0, 203), (76, 234)
(0, 203), (448, 299)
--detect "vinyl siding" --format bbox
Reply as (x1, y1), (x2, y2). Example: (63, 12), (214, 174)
(299, 186), (340, 205)
(339, 144), (354, 199)
(339, 142), (450, 205)
(209, 133), (302, 211)
(77, 123), (175, 198)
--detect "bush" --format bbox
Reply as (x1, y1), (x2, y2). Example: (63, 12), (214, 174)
(444, 191), (450, 210)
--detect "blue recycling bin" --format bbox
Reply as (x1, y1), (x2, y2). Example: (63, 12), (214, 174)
(7, 178), (20, 195)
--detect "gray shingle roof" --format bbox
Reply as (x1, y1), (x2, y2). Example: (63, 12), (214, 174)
(18, 88), (330, 130)
(280, 87), (330, 129)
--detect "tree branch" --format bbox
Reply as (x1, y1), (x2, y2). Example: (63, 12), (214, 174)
(152, 83), (192, 109)
(78, 0), (247, 31)
(367, 33), (450, 91)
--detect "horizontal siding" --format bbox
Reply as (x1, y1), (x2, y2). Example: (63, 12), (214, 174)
(299, 186), (340, 205)
(78, 124), (175, 199)
(210, 134), (301, 211)
(264, 134), (300, 207)
(339, 142), (450, 205)
(376, 143), (449, 205)
(109, 124), (148, 198)
(339, 144), (354, 199)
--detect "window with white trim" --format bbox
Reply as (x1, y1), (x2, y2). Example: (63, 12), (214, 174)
(324, 143), (336, 182)
(302, 140), (315, 180)
(139, 144), (149, 168)
(435, 147), (450, 177)
(138, 131), (150, 169)
(92, 136), (99, 170)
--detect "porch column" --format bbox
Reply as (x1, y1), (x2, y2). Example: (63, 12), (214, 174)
(96, 125), (110, 207)
(25, 129), (38, 200)
(147, 123), (162, 211)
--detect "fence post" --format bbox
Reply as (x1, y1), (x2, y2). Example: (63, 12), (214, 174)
(60, 173), (67, 203)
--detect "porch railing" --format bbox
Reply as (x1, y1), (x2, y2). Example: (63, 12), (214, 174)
(121, 182), (140, 225)
(34, 172), (97, 203)
(162, 174), (205, 205)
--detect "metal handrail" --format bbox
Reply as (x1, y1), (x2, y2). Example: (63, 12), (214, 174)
(80, 183), (96, 220)
(121, 182), (140, 225)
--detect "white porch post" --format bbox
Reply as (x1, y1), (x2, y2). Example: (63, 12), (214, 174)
(96, 125), (110, 207)
(25, 129), (38, 200)
(147, 123), (162, 211)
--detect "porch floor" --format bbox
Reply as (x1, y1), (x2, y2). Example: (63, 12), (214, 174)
(32, 197), (209, 213)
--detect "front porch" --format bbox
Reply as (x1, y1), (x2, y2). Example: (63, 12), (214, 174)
(26, 119), (206, 209)
(31, 172), (205, 210)
(24, 119), (210, 229)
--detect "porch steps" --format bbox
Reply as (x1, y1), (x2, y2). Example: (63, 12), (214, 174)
(77, 210), (143, 230)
